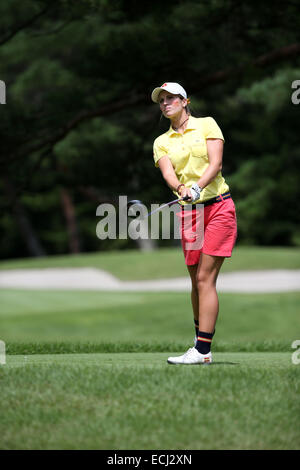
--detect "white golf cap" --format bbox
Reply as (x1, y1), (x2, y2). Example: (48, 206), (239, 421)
(151, 82), (187, 103)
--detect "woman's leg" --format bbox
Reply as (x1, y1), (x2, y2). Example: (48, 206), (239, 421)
(187, 254), (224, 334)
(196, 253), (225, 333)
(167, 253), (225, 364)
(187, 264), (199, 324)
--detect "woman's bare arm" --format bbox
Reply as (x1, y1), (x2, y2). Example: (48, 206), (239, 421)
(158, 155), (182, 192)
(196, 139), (224, 189)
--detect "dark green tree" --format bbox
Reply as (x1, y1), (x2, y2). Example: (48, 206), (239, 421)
(0, 0), (299, 257)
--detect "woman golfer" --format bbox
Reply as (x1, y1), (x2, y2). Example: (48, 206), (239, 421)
(151, 82), (237, 364)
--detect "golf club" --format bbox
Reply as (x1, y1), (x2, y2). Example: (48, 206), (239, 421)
(127, 195), (190, 219)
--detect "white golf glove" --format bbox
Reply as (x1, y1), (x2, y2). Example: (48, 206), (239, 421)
(190, 183), (202, 202)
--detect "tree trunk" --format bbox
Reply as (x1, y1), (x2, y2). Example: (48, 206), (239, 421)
(3, 177), (46, 257)
(60, 187), (81, 253)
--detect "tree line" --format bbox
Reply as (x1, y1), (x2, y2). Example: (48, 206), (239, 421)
(0, 0), (299, 258)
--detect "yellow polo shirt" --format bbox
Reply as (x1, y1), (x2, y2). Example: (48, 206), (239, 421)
(153, 115), (229, 203)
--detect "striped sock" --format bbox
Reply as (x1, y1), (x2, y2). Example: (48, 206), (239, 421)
(195, 330), (214, 354)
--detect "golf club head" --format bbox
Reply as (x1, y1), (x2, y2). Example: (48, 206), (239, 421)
(127, 199), (147, 218)
(127, 195), (191, 219)
(127, 199), (143, 207)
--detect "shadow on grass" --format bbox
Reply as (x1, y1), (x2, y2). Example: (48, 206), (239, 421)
(167, 361), (238, 366)
(210, 361), (238, 366)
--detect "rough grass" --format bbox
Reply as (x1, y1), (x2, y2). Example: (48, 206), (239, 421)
(5, 339), (291, 355)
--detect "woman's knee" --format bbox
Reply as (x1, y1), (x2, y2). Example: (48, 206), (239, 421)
(188, 264), (198, 291)
(196, 271), (216, 292)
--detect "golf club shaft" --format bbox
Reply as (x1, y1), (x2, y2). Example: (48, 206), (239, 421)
(147, 196), (189, 217)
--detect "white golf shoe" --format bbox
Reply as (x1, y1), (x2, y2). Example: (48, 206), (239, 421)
(167, 347), (212, 365)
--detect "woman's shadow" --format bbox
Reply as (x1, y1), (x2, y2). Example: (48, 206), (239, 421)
(209, 361), (238, 366)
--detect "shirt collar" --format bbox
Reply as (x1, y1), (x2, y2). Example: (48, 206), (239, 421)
(166, 115), (197, 136)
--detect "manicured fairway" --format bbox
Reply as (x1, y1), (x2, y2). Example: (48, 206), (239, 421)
(1, 351), (299, 450)
(1, 247), (299, 450)
(1, 289), (299, 347)
(1, 246), (300, 279)
(2, 351), (296, 367)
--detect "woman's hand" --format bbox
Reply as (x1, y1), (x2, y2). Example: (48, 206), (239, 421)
(190, 183), (202, 202)
(178, 183), (202, 202)
(178, 184), (193, 201)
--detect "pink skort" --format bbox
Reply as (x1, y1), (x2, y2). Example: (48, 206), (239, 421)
(177, 197), (237, 265)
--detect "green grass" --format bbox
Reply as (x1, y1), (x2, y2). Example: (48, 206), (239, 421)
(0, 245), (300, 280)
(1, 290), (299, 349)
(1, 246), (299, 449)
(1, 352), (299, 450)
